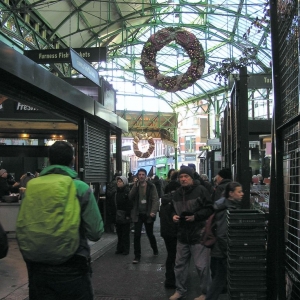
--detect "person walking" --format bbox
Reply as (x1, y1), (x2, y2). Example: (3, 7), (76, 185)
(160, 171), (180, 288)
(16, 141), (104, 300)
(129, 168), (159, 264)
(112, 176), (133, 255)
(206, 182), (243, 300)
(169, 166), (214, 300)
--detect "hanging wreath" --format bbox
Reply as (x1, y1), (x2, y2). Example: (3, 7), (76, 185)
(133, 134), (155, 158)
(140, 27), (205, 92)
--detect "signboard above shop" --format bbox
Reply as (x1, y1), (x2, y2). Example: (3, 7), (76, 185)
(24, 47), (107, 63)
(69, 48), (100, 86)
(228, 73), (272, 89)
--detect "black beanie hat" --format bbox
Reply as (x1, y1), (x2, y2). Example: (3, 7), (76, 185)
(218, 168), (232, 180)
(178, 166), (194, 179)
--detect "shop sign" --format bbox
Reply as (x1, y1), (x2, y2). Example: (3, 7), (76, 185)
(15, 102), (39, 112)
(24, 47), (107, 63)
(70, 48), (100, 86)
(122, 145), (131, 151)
(137, 158), (155, 167)
(185, 155), (196, 161)
(156, 157), (167, 164)
(228, 73), (272, 89)
(199, 146), (210, 150)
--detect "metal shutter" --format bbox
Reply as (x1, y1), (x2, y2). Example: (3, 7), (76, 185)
(84, 118), (108, 183)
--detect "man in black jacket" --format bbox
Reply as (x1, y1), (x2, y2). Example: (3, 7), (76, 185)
(129, 168), (159, 264)
(169, 167), (214, 300)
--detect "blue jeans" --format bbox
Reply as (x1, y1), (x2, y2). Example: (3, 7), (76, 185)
(27, 256), (94, 300)
(206, 257), (227, 300)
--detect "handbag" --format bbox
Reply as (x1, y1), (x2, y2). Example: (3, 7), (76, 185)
(114, 194), (130, 224)
(0, 222), (9, 259)
(116, 210), (128, 224)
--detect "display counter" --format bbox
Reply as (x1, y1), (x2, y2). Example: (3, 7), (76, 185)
(0, 202), (21, 232)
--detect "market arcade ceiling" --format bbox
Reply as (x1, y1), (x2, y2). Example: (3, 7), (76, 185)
(0, 0), (272, 111)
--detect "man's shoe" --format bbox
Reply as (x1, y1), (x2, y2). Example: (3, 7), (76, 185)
(194, 295), (206, 300)
(132, 257), (140, 264)
(153, 250), (159, 256)
(169, 291), (184, 300)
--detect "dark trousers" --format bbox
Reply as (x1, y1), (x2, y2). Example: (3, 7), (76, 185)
(163, 236), (177, 284)
(206, 257), (227, 300)
(116, 222), (130, 253)
(134, 213), (158, 258)
(27, 257), (94, 300)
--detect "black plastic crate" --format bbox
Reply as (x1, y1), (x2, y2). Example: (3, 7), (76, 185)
(227, 223), (266, 231)
(228, 238), (266, 247)
(228, 291), (266, 300)
(227, 244), (266, 253)
(228, 260), (266, 270)
(227, 229), (266, 239)
(228, 252), (266, 261)
(227, 209), (266, 225)
(228, 284), (267, 294)
(228, 269), (266, 278)
(228, 278), (266, 288)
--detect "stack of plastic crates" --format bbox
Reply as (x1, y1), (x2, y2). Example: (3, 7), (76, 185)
(227, 209), (267, 300)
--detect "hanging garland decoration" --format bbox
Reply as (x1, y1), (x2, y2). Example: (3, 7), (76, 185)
(140, 27), (205, 92)
(133, 134), (155, 158)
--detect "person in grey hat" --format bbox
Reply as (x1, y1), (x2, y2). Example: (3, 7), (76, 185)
(169, 167), (214, 300)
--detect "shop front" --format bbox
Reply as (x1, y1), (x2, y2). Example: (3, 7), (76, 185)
(0, 41), (128, 232)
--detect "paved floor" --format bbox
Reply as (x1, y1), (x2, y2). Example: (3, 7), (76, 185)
(0, 225), (228, 300)
(0, 233), (118, 300)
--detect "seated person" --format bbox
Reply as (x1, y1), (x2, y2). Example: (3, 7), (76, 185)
(0, 169), (19, 199)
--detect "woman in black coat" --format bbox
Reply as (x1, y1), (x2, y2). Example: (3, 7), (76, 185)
(206, 182), (243, 300)
(110, 176), (133, 255)
(160, 171), (180, 288)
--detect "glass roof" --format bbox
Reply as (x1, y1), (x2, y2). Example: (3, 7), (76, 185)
(0, 0), (272, 112)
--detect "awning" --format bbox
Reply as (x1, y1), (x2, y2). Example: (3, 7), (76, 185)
(156, 164), (165, 168)
(134, 166), (154, 176)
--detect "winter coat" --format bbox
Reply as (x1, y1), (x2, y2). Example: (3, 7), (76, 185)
(212, 179), (232, 202)
(211, 197), (241, 258)
(171, 183), (213, 244)
(108, 185), (133, 222)
(152, 177), (163, 198)
(38, 165), (104, 258)
(129, 181), (159, 223)
(164, 180), (180, 194)
(160, 191), (178, 238)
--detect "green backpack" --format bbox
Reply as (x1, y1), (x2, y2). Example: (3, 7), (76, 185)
(16, 174), (81, 264)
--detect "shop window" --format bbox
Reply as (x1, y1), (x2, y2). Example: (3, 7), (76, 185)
(185, 136), (196, 153)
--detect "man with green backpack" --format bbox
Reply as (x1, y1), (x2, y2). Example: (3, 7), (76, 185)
(16, 141), (104, 300)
